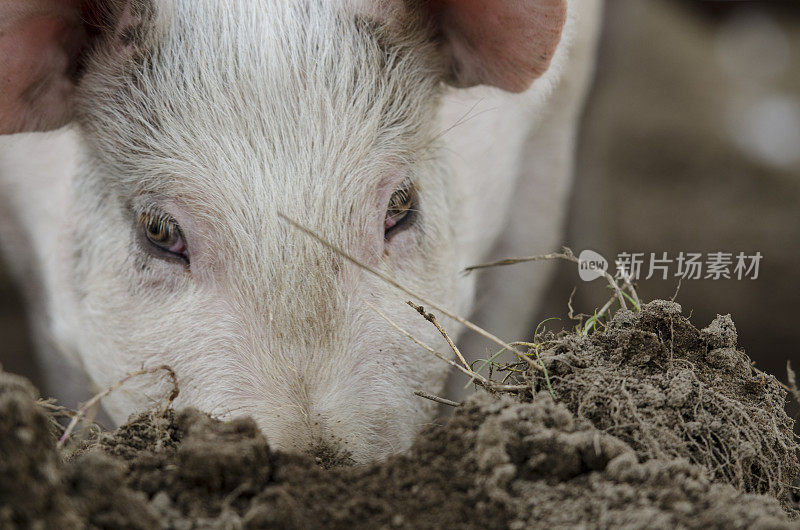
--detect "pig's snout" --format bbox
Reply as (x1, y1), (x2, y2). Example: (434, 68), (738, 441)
(308, 439), (356, 469)
(253, 396), (399, 465)
(267, 408), (351, 461)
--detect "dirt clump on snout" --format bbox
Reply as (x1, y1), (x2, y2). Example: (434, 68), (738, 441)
(0, 300), (798, 528)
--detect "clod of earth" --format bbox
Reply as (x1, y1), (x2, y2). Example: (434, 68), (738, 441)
(1, 300), (798, 528)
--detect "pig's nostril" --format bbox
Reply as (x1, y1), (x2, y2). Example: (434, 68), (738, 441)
(308, 439), (355, 469)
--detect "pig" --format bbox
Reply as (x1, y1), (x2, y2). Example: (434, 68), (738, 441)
(0, 0), (602, 463)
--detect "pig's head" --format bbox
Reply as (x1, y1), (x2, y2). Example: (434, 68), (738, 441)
(1, 0), (567, 462)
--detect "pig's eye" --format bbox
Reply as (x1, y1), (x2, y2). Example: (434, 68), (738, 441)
(139, 211), (189, 263)
(385, 183), (417, 240)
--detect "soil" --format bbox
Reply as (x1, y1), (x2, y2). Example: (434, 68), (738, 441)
(1, 300), (798, 529)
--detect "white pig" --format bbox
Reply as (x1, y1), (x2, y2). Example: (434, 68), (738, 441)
(0, 0), (601, 463)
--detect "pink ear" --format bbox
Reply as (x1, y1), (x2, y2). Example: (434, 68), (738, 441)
(0, 0), (129, 134)
(0, 1), (84, 133)
(430, 0), (567, 92)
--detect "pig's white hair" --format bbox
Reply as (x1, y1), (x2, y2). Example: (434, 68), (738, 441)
(63, 0), (456, 461)
(80, 0), (441, 192)
(0, 0), (603, 463)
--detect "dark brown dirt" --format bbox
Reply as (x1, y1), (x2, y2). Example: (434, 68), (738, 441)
(527, 301), (799, 509)
(1, 300), (798, 529)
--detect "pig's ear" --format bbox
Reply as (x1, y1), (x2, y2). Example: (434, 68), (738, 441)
(428, 0), (567, 92)
(0, 1), (129, 134)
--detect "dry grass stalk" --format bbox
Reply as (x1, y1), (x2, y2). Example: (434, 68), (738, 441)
(57, 364), (179, 449)
(365, 300), (528, 394)
(406, 301), (475, 372)
(413, 390), (461, 407)
(464, 247), (639, 311)
(466, 247), (643, 336)
(279, 212), (539, 370)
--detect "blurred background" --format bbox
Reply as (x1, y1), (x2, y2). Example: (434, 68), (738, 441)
(1, 1), (798, 420)
(536, 0), (800, 420)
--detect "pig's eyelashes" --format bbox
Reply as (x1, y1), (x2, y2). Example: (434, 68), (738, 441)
(138, 211), (189, 264)
(384, 183), (418, 240)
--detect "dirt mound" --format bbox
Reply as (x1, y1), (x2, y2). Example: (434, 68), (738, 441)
(1, 385), (506, 529)
(472, 393), (793, 529)
(0, 300), (798, 528)
(0, 373), (81, 528)
(527, 300), (799, 507)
